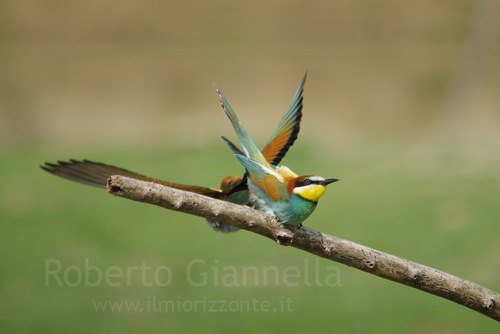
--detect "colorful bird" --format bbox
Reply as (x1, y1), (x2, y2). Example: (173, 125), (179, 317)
(215, 80), (338, 227)
(41, 74), (337, 231)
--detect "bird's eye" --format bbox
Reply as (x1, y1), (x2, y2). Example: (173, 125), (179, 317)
(304, 179), (311, 185)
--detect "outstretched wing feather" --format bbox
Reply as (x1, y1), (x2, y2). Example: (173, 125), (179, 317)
(261, 73), (306, 166)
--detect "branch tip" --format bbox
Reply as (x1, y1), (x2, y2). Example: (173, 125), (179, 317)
(107, 175), (123, 195)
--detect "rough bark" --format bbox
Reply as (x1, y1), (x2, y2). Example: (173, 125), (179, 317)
(107, 175), (500, 322)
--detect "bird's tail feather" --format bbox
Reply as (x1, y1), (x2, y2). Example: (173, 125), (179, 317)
(40, 159), (224, 199)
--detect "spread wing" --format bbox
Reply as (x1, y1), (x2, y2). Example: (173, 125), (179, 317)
(234, 154), (290, 202)
(215, 85), (270, 168)
(40, 159), (224, 199)
(261, 73), (306, 166)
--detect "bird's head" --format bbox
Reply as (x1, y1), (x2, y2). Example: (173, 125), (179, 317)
(290, 176), (339, 202)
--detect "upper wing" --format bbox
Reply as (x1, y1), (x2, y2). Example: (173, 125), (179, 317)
(40, 159), (224, 199)
(215, 85), (270, 168)
(261, 73), (306, 166)
(234, 154), (290, 202)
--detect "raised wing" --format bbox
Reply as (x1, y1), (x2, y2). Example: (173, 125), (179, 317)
(41, 159), (224, 199)
(234, 154), (290, 202)
(215, 85), (270, 168)
(261, 73), (306, 166)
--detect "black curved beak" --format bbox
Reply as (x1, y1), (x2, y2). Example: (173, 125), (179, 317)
(320, 178), (339, 186)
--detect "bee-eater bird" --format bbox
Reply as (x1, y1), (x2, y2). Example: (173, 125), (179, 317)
(41, 74), (338, 231)
(214, 82), (338, 227)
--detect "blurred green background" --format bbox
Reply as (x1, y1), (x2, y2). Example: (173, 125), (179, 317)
(1, 1), (499, 332)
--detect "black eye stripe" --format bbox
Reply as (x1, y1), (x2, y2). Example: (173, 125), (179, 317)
(295, 179), (320, 187)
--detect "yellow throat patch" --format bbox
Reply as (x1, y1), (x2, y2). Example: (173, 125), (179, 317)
(293, 185), (326, 202)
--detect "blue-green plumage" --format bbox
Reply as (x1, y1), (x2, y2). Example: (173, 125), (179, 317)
(246, 176), (319, 226)
(208, 74), (309, 232)
(284, 194), (318, 226)
(216, 73), (338, 229)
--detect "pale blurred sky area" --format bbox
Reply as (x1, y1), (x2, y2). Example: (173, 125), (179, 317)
(1, 1), (499, 148)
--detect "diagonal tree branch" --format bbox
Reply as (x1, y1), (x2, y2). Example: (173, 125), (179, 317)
(107, 175), (500, 322)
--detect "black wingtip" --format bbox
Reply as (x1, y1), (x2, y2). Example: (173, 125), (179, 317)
(221, 136), (244, 156)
